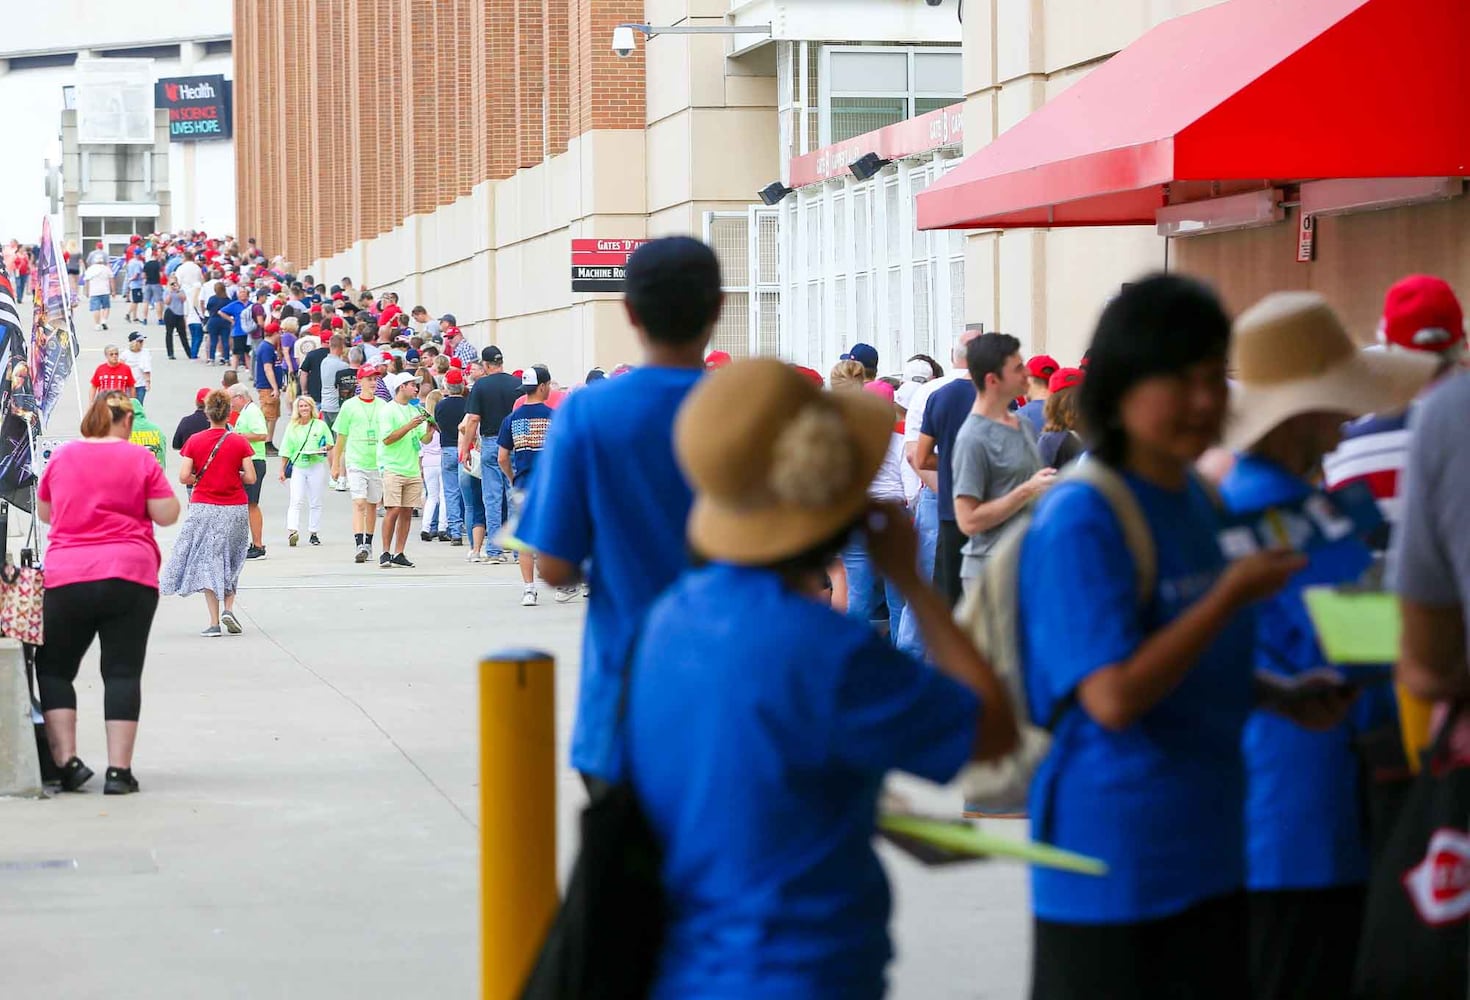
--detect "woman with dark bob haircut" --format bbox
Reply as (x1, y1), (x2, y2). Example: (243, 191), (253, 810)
(1016, 274), (1312, 999)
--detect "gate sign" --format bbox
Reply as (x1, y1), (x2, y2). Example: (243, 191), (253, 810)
(571, 238), (649, 293)
(155, 75), (233, 142)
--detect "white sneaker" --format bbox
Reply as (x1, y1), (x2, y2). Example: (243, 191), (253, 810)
(554, 586), (579, 604)
(521, 586), (538, 607)
(467, 549), (483, 564)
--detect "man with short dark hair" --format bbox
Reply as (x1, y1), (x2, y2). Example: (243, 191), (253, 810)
(517, 235), (722, 788)
(459, 344), (524, 562)
(951, 334), (1054, 593)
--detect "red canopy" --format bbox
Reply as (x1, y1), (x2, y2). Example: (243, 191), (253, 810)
(917, 0), (1470, 231)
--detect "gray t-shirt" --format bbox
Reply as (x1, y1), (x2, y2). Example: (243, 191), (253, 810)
(319, 354), (351, 414)
(952, 413), (1042, 578)
(1391, 373), (1470, 633)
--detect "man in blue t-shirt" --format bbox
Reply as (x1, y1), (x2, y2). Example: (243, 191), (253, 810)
(915, 372), (976, 608)
(252, 324), (285, 450)
(498, 364), (557, 607)
(515, 236), (722, 787)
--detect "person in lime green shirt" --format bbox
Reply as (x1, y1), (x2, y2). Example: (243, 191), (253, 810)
(229, 384), (270, 559)
(277, 394), (335, 547)
(330, 366), (386, 563)
(375, 372), (435, 568)
(128, 397), (166, 469)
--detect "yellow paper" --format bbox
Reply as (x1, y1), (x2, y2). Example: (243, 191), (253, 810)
(1302, 587), (1400, 665)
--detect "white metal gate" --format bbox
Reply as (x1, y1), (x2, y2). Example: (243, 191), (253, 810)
(779, 153), (965, 375)
(704, 205), (781, 360)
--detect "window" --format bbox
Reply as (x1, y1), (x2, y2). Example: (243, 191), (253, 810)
(822, 47), (963, 145)
(203, 40), (233, 57)
(8, 52), (77, 71)
(99, 44), (182, 60)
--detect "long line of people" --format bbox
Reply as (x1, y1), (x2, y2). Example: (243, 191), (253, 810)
(510, 236), (1470, 998)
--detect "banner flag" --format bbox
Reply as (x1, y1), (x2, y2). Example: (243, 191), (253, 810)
(31, 216), (80, 425)
(0, 264), (37, 511)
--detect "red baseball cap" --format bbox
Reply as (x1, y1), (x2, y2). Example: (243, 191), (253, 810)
(444, 369), (464, 385)
(705, 350), (733, 369)
(272, 282), (282, 292)
(1026, 354), (1060, 380)
(330, 316), (345, 329)
(265, 321), (280, 334)
(1380, 275), (1466, 353)
(449, 357), (464, 370)
(792, 365), (825, 387)
(446, 326), (462, 339)
(1048, 367), (1084, 393)
(195, 387), (210, 405)
(356, 364), (378, 379)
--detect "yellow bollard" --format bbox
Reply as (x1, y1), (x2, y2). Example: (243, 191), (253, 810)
(480, 650), (558, 999)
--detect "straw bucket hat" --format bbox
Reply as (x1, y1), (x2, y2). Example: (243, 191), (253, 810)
(676, 358), (894, 564)
(1224, 291), (1438, 451)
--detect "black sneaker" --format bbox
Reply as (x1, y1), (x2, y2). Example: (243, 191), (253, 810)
(309, 533), (320, 546)
(246, 545), (266, 559)
(450, 537), (463, 547)
(379, 551), (392, 568)
(103, 767), (139, 795)
(391, 553), (415, 568)
(420, 530), (433, 542)
(437, 532), (452, 542)
(59, 756), (94, 792)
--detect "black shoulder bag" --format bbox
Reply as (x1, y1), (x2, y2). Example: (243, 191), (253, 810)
(519, 638), (667, 1000)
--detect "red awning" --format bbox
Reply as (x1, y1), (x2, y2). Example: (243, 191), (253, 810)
(917, 0), (1470, 231)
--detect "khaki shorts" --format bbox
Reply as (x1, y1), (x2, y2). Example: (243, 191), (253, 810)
(383, 472), (424, 509)
(347, 466), (383, 503)
(258, 387), (281, 421)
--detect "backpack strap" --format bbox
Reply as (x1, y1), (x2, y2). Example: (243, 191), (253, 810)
(1065, 460), (1156, 608)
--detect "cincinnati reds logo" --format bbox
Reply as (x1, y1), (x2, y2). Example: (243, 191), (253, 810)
(1403, 828), (1470, 926)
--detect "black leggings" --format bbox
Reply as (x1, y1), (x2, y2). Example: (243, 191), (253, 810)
(164, 310), (190, 358)
(36, 579), (159, 721)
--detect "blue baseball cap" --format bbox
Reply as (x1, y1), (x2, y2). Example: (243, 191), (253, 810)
(841, 343), (879, 370)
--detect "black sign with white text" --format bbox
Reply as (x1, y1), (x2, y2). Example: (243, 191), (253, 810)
(155, 75), (233, 142)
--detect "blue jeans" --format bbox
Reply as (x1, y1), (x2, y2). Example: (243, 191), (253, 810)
(460, 470), (486, 533)
(135, 386), (147, 407)
(842, 536), (906, 641)
(895, 488), (938, 658)
(188, 323), (204, 358)
(439, 451), (464, 539)
(480, 439), (508, 556)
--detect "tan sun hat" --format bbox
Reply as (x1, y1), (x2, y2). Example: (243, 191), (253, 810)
(1225, 291), (1438, 452)
(676, 358), (894, 564)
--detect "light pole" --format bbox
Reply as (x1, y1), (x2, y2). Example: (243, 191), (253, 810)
(611, 22), (772, 57)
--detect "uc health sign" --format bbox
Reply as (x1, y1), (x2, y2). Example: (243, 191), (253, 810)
(155, 75), (233, 142)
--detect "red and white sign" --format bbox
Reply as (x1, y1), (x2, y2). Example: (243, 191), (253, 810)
(572, 239), (648, 263)
(1403, 827), (1470, 926)
(788, 103), (965, 189)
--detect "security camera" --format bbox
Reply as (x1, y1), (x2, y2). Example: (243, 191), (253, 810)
(611, 26), (636, 57)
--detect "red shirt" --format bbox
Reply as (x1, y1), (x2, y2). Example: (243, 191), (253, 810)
(90, 362), (136, 393)
(181, 428), (255, 505)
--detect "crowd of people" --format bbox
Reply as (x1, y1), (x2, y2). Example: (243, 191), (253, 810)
(23, 227), (1470, 997)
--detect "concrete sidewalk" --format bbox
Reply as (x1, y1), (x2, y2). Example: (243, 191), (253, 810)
(0, 323), (1029, 999)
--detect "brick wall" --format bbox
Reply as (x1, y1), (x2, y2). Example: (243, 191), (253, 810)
(235, 0), (647, 268)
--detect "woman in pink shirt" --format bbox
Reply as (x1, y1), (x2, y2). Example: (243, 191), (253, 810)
(36, 391), (180, 795)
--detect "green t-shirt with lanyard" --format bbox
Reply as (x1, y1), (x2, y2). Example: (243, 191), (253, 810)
(376, 401), (424, 477)
(334, 396), (381, 470)
(281, 417), (334, 467)
(234, 402), (268, 461)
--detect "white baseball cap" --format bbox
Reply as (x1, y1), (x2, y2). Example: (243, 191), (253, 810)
(385, 372), (417, 395)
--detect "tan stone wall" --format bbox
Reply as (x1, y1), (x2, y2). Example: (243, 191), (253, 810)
(960, 0), (1226, 363)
